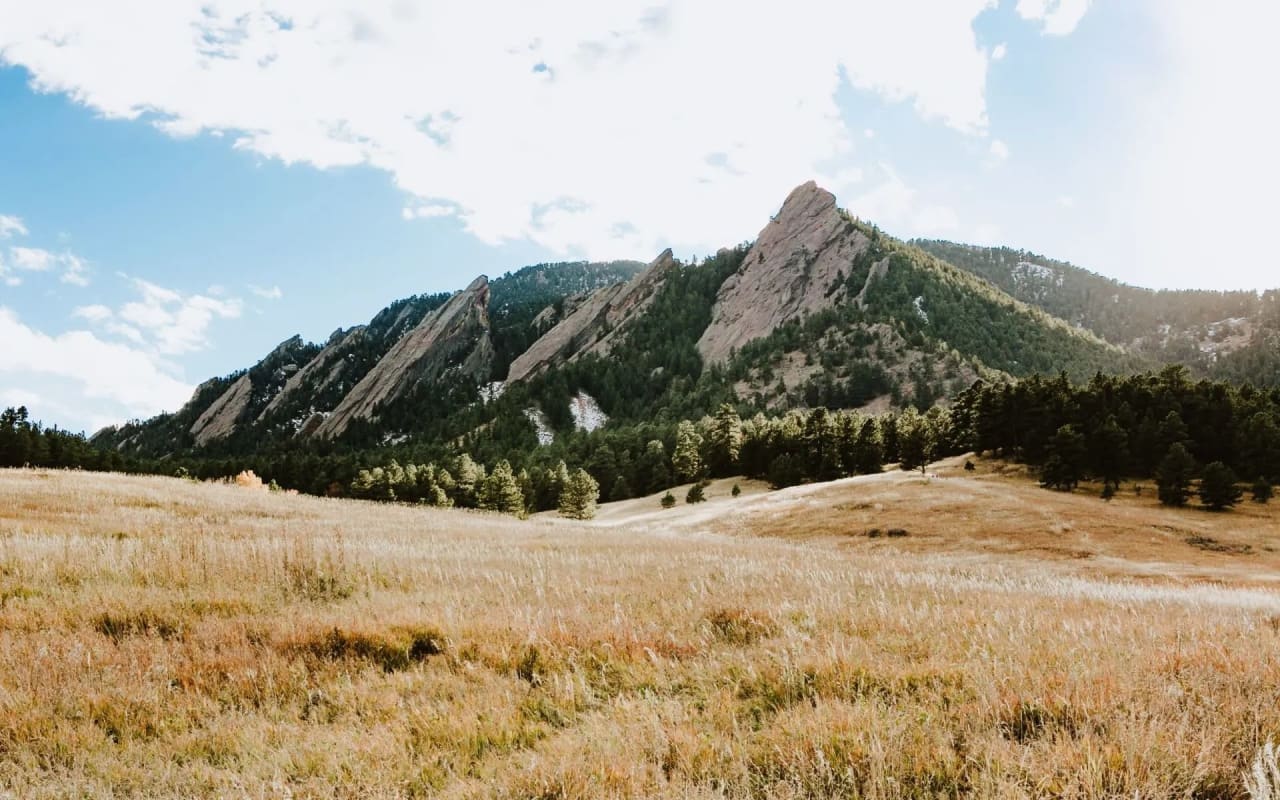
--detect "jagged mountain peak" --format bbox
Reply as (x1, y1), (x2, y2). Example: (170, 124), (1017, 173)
(697, 180), (864, 365)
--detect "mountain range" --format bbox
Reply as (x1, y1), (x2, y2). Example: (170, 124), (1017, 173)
(94, 181), (1280, 459)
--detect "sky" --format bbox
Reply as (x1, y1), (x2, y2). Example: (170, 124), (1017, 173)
(1, 0), (1278, 434)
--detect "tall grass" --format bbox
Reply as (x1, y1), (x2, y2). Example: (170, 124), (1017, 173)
(0, 467), (1277, 798)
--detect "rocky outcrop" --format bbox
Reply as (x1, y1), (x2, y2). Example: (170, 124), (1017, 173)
(258, 326), (364, 422)
(506, 249), (677, 383)
(189, 374), (252, 446)
(311, 276), (494, 439)
(697, 181), (870, 364)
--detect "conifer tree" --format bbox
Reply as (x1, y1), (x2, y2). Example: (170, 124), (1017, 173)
(672, 420), (703, 482)
(1252, 476), (1273, 504)
(705, 404), (742, 477)
(1198, 461), (1241, 511)
(558, 469), (599, 520)
(1040, 424), (1087, 492)
(1156, 443), (1196, 507)
(478, 460), (526, 517)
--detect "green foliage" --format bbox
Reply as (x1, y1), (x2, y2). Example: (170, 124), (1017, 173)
(1156, 444), (1197, 508)
(672, 420), (704, 483)
(1040, 425), (1087, 492)
(1252, 476), (1273, 504)
(1198, 462), (1241, 511)
(660, 491), (676, 509)
(731, 483), (741, 498)
(478, 460), (526, 518)
(557, 469), (599, 520)
(685, 480), (708, 504)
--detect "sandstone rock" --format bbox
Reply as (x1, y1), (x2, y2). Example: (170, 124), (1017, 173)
(190, 373), (252, 447)
(697, 181), (871, 364)
(311, 276), (493, 439)
(258, 326), (364, 422)
(506, 249), (677, 383)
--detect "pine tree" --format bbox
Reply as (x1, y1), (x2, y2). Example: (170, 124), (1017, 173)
(705, 404), (742, 477)
(672, 420), (703, 482)
(852, 417), (884, 475)
(1039, 424), (1087, 492)
(685, 480), (708, 504)
(609, 474), (632, 502)
(478, 460), (526, 517)
(660, 491), (676, 509)
(896, 409), (934, 474)
(558, 469), (599, 520)
(1156, 443), (1196, 507)
(637, 440), (671, 494)
(731, 483), (741, 498)
(1198, 461), (1241, 511)
(1091, 415), (1130, 496)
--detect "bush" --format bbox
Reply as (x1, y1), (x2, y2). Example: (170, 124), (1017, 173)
(686, 480), (708, 504)
(731, 483), (742, 497)
(1253, 477), (1274, 504)
(660, 492), (676, 509)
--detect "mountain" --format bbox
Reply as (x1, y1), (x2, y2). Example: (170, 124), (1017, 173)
(94, 180), (1274, 464)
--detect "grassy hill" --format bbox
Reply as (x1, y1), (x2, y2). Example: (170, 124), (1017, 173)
(1, 465), (1278, 796)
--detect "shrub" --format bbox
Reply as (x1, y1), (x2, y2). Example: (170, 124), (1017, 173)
(1253, 477), (1274, 504)
(1156, 444), (1196, 507)
(731, 483), (742, 498)
(660, 492), (676, 509)
(686, 480), (708, 504)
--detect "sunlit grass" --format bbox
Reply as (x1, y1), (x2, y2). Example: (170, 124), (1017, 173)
(0, 466), (1278, 798)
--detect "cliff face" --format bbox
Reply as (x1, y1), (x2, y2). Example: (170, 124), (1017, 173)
(310, 276), (494, 439)
(258, 326), (364, 423)
(189, 374), (252, 446)
(505, 249), (677, 383)
(697, 181), (872, 364)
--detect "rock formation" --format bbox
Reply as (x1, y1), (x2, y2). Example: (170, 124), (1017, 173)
(189, 374), (252, 446)
(697, 180), (872, 364)
(311, 276), (494, 438)
(506, 249), (677, 382)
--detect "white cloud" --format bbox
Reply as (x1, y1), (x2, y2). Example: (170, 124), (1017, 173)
(0, 215), (26, 239)
(851, 165), (960, 237)
(248, 284), (283, 300)
(0, 0), (1019, 259)
(71, 303), (113, 323)
(402, 203), (457, 220)
(115, 279), (243, 355)
(1057, 195), (1075, 209)
(1016, 0), (1093, 36)
(991, 43), (1007, 61)
(2, 245), (92, 286)
(989, 139), (1010, 162)
(1122, 1), (1280, 289)
(0, 307), (194, 425)
(9, 246), (54, 272)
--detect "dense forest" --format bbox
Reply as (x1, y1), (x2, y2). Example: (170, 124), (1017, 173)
(11, 363), (1277, 518)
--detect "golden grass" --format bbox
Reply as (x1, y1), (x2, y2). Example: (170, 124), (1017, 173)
(1, 465), (1279, 798)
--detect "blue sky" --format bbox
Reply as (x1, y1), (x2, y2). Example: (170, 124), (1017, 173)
(1, 0), (1277, 433)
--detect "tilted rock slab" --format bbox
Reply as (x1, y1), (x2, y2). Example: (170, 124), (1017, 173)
(189, 373), (253, 447)
(697, 180), (872, 365)
(505, 249), (677, 383)
(311, 276), (494, 439)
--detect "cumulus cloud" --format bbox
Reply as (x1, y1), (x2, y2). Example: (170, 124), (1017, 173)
(115, 279), (243, 355)
(851, 165), (960, 237)
(1016, 0), (1093, 36)
(0, 215), (26, 239)
(0, 307), (194, 426)
(1, 243), (92, 287)
(0, 0), (1027, 259)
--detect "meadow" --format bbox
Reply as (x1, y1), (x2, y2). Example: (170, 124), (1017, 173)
(1, 463), (1278, 798)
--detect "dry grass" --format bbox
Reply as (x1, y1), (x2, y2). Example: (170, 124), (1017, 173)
(2, 466), (1280, 798)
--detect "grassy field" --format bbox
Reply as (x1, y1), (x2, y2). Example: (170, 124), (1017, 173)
(2, 463), (1279, 798)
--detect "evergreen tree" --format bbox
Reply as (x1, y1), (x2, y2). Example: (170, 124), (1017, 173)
(1039, 424), (1087, 492)
(896, 409), (934, 473)
(1156, 443), (1196, 507)
(767, 453), (804, 489)
(1091, 415), (1130, 495)
(1199, 461), (1242, 511)
(558, 469), (599, 520)
(705, 404), (742, 477)
(731, 483), (741, 497)
(608, 474), (632, 502)
(478, 460), (526, 517)
(685, 480), (708, 504)
(660, 491), (676, 509)
(852, 417), (884, 474)
(672, 420), (703, 482)
(637, 440), (671, 494)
